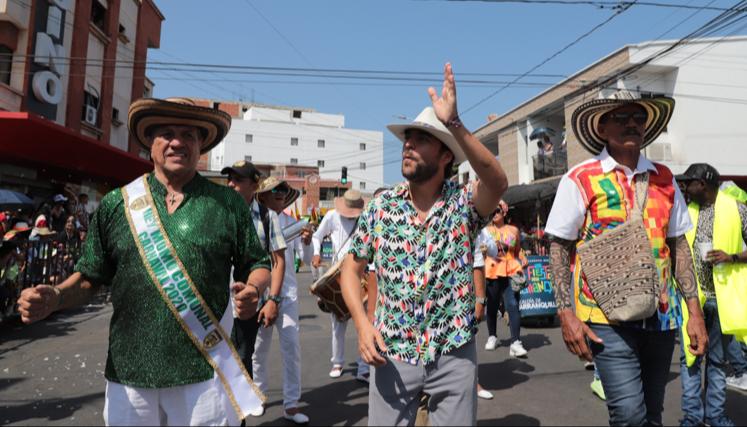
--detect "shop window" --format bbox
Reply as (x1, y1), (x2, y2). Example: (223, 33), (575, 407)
(0, 45), (11, 85)
(91, 1), (108, 33)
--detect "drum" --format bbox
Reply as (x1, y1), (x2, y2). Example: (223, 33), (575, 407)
(310, 257), (367, 322)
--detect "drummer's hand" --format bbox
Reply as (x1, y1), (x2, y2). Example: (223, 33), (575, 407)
(312, 255), (321, 268)
(301, 227), (313, 246)
(356, 320), (387, 367)
(258, 300), (278, 328)
(232, 282), (259, 320)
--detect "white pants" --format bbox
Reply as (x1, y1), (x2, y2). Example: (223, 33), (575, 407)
(252, 296), (302, 410)
(103, 379), (238, 426)
(330, 313), (369, 376)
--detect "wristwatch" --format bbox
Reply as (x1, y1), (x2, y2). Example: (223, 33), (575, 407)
(476, 296), (487, 305)
(268, 295), (282, 305)
(732, 254), (740, 263)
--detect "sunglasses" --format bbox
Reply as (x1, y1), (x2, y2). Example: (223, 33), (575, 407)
(606, 111), (648, 126)
(271, 186), (290, 196)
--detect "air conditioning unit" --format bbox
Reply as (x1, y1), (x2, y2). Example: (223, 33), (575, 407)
(84, 105), (98, 126)
(646, 142), (672, 161)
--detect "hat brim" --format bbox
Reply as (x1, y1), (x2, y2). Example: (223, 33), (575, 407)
(334, 197), (363, 218)
(675, 174), (696, 182)
(129, 98), (232, 155)
(571, 97), (675, 155)
(387, 123), (467, 165)
(282, 188), (301, 210)
(220, 166), (260, 181)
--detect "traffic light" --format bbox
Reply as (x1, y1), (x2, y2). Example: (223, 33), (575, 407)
(341, 166), (348, 184)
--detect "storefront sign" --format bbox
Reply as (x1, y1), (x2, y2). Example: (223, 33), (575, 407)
(27, 0), (71, 119)
(519, 255), (557, 318)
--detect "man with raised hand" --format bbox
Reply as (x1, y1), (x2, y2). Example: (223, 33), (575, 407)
(341, 63), (508, 426)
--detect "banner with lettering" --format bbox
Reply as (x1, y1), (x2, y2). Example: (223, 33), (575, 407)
(519, 255), (557, 318)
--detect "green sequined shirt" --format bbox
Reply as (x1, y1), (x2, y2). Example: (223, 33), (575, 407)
(75, 173), (270, 388)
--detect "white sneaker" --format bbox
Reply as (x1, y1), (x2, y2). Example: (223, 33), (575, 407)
(329, 365), (343, 378)
(484, 336), (498, 351)
(284, 410), (310, 424)
(477, 388), (494, 400)
(249, 404), (264, 417)
(726, 374), (747, 391)
(509, 340), (528, 358)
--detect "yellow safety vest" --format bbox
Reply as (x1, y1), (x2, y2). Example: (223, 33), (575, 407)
(682, 191), (747, 366)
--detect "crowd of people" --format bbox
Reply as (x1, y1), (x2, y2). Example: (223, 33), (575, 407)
(11, 62), (747, 427)
(0, 193), (92, 318)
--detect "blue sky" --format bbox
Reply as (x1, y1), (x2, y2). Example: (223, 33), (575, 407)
(150, 0), (743, 185)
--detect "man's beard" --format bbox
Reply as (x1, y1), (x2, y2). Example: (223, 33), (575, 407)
(402, 160), (439, 183)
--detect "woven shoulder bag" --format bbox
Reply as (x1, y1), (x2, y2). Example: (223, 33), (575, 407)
(576, 172), (660, 322)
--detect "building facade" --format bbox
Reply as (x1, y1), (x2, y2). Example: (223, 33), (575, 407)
(204, 102), (385, 195)
(0, 0), (163, 204)
(468, 36), (747, 189)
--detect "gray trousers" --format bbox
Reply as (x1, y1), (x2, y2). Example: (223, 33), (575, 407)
(368, 339), (477, 426)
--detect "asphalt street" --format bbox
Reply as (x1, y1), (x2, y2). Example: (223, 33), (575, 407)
(1, 270), (746, 426)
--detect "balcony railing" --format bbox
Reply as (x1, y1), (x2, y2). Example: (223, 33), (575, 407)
(533, 150), (568, 180)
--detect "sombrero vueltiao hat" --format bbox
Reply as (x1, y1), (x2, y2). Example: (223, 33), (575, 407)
(572, 90), (675, 155)
(387, 107), (467, 164)
(128, 97), (232, 154)
(256, 177), (301, 210)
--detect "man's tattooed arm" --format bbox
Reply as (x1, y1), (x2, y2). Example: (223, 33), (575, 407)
(549, 235), (576, 311)
(667, 235), (699, 300)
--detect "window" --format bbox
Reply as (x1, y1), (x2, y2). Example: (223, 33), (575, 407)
(112, 108), (122, 126)
(317, 139), (325, 148)
(290, 158), (298, 165)
(318, 160), (325, 168)
(245, 134), (253, 143)
(0, 45), (11, 85)
(91, 0), (107, 32)
(360, 162), (366, 170)
(290, 137), (298, 146)
(359, 143), (366, 151)
(81, 90), (100, 126)
(244, 155), (252, 162)
(359, 182), (366, 190)
(292, 110), (302, 119)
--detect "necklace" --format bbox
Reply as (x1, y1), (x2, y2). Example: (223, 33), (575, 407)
(167, 192), (179, 205)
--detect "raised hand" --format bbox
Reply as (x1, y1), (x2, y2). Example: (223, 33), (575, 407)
(427, 62), (459, 125)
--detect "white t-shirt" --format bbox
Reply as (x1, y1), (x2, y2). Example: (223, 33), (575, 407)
(277, 212), (312, 301)
(312, 209), (358, 263)
(545, 148), (692, 241)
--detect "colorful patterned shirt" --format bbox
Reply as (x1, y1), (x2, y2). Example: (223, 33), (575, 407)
(546, 149), (692, 331)
(349, 180), (489, 365)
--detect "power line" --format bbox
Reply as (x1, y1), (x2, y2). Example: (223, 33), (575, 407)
(435, 0), (736, 11)
(460, 1), (637, 116)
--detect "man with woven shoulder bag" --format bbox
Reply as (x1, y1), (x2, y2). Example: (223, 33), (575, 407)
(545, 91), (708, 426)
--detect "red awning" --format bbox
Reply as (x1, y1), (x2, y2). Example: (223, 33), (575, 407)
(0, 112), (152, 185)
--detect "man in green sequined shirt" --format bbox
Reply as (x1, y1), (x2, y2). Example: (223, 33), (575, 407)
(17, 98), (271, 426)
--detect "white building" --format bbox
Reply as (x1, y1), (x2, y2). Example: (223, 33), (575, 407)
(469, 36), (747, 187)
(210, 105), (384, 193)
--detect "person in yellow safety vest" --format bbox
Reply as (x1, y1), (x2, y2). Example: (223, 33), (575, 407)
(675, 163), (747, 427)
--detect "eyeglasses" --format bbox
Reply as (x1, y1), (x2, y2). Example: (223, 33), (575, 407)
(271, 186), (290, 195)
(606, 111), (647, 126)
